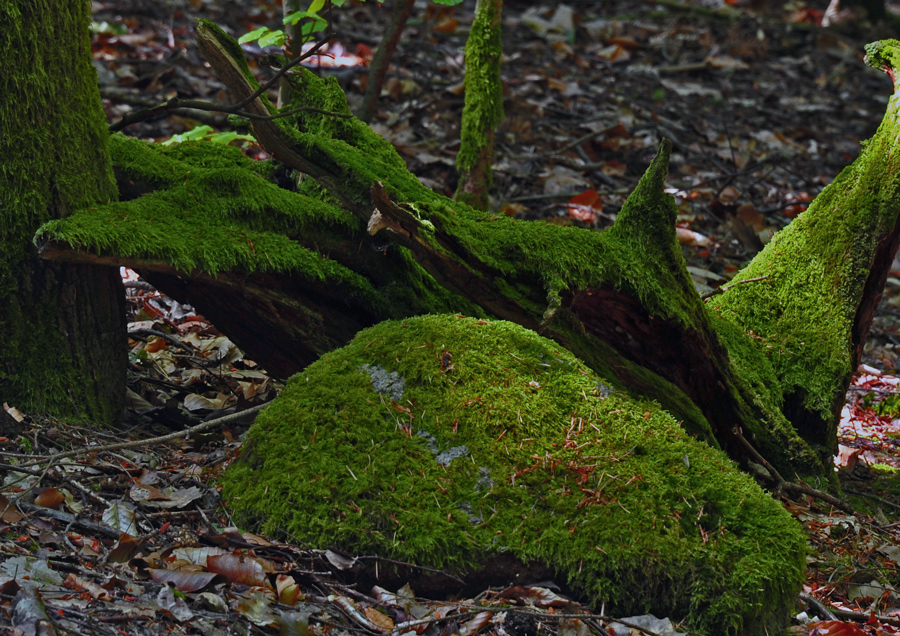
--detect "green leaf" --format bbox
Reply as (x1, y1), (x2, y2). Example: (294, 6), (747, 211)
(90, 20), (128, 35)
(258, 29), (287, 48)
(308, 0), (326, 13)
(209, 131), (258, 146)
(209, 131), (239, 145)
(300, 16), (328, 37)
(162, 125), (215, 145)
(238, 26), (269, 45)
(283, 10), (310, 25)
(430, 0), (464, 5)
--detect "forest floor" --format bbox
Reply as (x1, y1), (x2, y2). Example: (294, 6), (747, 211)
(3, 0), (900, 634)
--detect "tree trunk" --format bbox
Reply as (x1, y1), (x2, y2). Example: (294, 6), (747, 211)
(0, 0), (126, 424)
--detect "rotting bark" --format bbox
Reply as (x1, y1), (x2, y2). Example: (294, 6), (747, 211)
(36, 26), (900, 482)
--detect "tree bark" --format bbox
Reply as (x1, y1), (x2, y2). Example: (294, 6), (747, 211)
(0, 0), (126, 424)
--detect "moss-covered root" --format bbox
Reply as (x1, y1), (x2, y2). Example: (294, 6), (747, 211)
(220, 315), (807, 636)
(712, 39), (900, 457)
(454, 0), (504, 210)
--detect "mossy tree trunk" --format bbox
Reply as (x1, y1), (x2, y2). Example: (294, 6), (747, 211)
(454, 0), (503, 210)
(36, 22), (900, 483)
(0, 0), (126, 424)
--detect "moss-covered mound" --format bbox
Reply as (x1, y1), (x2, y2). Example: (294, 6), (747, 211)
(221, 314), (805, 635)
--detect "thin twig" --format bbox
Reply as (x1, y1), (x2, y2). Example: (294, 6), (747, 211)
(733, 427), (855, 514)
(355, 554), (465, 585)
(2, 403), (268, 464)
(799, 592), (837, 621)
(18, 502), (121, 539)
(109, 25), (351, 132)
(701, 274), (770, 300)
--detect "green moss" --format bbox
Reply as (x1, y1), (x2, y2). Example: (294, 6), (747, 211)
(196, 19), (262, 97)
(36, 134), (382, 301)
(109, 133), (277, 188)
(865, 39), (900, 74)
(713, 49), (900, 442)
(454, 0), (504, 208)
(0, 0), (122, 422)
(221, 314), (806, 636)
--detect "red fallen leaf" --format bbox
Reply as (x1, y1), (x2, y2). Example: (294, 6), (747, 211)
(355, 43), (373, 62)
(143, 337), (167, 353)
(788, 7), (824, 24)
(606, 36), (641, 50)
(459, 611), (492, 636)
(65, 573), (111, 601)
(567, 189), (602, 223)
(834, 444), (861, 470)
(108, 533), (141, 563)
(604, 123), (632, 139)
(0, 495), (23, 523)
(207, 553), (270, 588)
(149, 568), (226, 593)
(783, 191), (811, 218)
(33, 487), (64, 510)
(433, 16), (459, 33)
(363, 606), (395, 632)
(808, 620), (868, 636)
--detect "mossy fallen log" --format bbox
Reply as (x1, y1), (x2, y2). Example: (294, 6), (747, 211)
(36, 29), (900, 481)
(219, 314), (807, 636)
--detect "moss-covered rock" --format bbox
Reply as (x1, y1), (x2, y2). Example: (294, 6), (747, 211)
(221, 314), (806, 636)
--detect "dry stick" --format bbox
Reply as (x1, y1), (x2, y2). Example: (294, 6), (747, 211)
(18, 502), (121, 539)
(354, 554), (465, 585)
(830, 606), (900, 628)
(109, 27), (346, 132)
(2, 406), (267, 535)
(700, 274), (770, 300)
(109, 98), (351, 132)
(732, 427), (855, 515)
(6, 403), (268, 465)
(128, 328), (195, 355)
(388, 610), (661, 636)
(843, 486), (900, 512)
(799, 592), (837, 621)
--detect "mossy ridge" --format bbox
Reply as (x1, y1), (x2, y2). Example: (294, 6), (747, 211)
(713, 45), (900, 435)
(221, 314), (806, 636)
(35, 133), (382, 303)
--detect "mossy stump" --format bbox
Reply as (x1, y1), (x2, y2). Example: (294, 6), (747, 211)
(221, 314), (805, 636)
